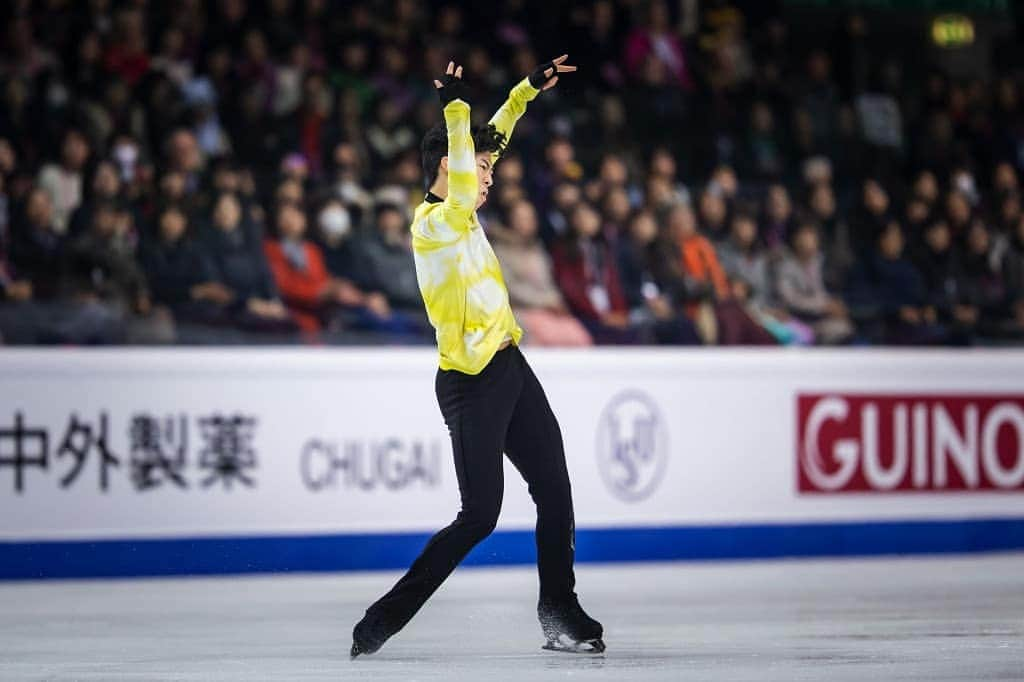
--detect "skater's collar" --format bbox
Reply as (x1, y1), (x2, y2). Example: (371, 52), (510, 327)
(425, 191), (443, 204)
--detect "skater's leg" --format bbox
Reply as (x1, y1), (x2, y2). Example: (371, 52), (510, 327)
(503, 348), (603, 650)
(502, 347), (576, 601)
(358, 347), (523, 645)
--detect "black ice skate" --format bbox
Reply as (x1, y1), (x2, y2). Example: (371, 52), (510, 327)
(350, 610), (393, 659)
(538, 594), (605, 654)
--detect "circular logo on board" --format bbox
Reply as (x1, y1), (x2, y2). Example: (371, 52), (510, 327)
(596, 390), (669, 502)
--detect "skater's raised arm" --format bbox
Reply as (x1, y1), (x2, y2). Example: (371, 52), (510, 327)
(433, 62), (477, 219)
(488, 54), (577, 164)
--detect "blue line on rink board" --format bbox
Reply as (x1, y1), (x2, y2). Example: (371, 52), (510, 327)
(3, 518), (1024, 580)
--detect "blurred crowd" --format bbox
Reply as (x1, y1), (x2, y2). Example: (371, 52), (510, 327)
(1, 0), (1023, 346)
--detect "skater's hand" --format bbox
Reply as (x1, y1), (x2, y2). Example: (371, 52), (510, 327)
(529, 54), (577, 91)
(434, 61), (469, 106)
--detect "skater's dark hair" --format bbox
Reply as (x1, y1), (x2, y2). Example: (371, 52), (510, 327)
(421, 123), (507, 191)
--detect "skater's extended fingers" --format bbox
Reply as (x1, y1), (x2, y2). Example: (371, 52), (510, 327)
(557, 63), (577, 73)
(446, 61), (454, 75)
(542, 76), (559, 91)
(552, 54), (569, 65)
(454, 65), (463, 79)
(434, 79), (443, 89)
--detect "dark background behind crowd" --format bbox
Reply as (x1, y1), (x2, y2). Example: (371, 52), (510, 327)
(1, 0), (1023, 347)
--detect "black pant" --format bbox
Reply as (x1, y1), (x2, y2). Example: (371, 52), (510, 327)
(366, 344), (576, 633)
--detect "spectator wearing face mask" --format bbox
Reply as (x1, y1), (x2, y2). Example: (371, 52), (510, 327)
(315, 198), (369, 285)
(265, 201), (420, 340)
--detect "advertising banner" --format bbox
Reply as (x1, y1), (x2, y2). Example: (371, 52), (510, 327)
(2, 348), (1023, 577)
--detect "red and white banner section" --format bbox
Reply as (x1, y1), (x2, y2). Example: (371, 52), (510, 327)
(798, 394), (1024, 493)
(2, 349), (1024, 579)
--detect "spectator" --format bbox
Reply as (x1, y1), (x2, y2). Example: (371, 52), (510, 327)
(200, 192), (295, 334)
(647, 147), (690, 206)
(668, 203), (775, 345)
(912, 170), (941, 209)
(774, 221), (854, 345)
(165, 129), (204, 193)
(10, 188), (66, 301)
(1, 1), (1022, 348)
(617, 209), (701, 345)
(533, 138), (582, 215)
(315, 198), (368, 285)
(104, 7), (151, 87)
(913, 219), (978, 344)
(847, 222), (945, 345)
(0, 181), (34, 342)
(945, 190), (973, 242)
(264, 202), (411, 338)
(353, 203), (423, 315)
(808, 182), (854, 291)
(718, 211), (813, 345)
(697, 188), (730, 245)
(491, 199), (592, 347)
(66, 201), (174, 343)
(1002, 215), (1024, 335)
(743, 100), (786, 180)
(960, 221), (1006, 337)
(625, 0), (694, 90)
(552, 202), (639, 344)
(542, 181), (582, 246)
(852, 178), (892, 255)
(69, 161), (122, 238)
(139, 206), (233, 328)
(37, 129), (90, 234)
(601, 186), (632, 240)
(761, 183), (793, 252)
(799, 50), (841, 151)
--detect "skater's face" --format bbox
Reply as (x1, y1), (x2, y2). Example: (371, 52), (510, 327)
(474, 152), (494, 209)
(442, 152), (494, 209)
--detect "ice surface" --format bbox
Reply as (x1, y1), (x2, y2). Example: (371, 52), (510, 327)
(2, 555), (1023, 681)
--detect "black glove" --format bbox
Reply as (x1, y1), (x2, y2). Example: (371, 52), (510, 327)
(436, 74), (469, 106)
(529, 61), (556, 89)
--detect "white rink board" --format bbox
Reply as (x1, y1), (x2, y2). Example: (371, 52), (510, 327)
(2, 348), (1024, 542)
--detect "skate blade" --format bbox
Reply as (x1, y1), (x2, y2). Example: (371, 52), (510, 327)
(542, 637), (606, 654)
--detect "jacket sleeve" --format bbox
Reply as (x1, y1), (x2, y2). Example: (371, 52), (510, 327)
(441, 99), (477, 220)
(263, 241), (327, 308)
(487, 78), (540, 164)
